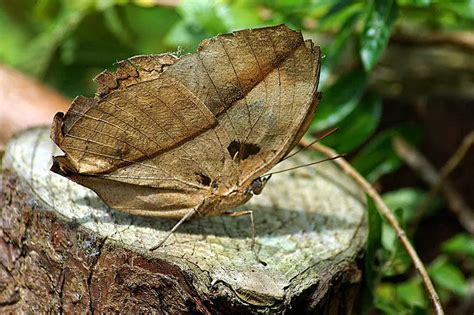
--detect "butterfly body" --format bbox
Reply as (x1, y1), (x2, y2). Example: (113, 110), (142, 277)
(51, 25), (321, 220)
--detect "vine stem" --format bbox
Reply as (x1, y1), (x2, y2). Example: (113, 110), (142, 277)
(300, 139), (444, 315)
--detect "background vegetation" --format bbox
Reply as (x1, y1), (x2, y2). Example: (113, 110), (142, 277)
(1, 0), (473, 313)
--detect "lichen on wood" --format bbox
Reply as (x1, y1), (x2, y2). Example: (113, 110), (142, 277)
(1, 127), (367, 313)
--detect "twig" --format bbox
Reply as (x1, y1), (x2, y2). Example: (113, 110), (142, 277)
(300, 139), (444, 315)
(393, 134), (474, 234)
(392, 30), (474, 54)
(438, 131), (474, 182)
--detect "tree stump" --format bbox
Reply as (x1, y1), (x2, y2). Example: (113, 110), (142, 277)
(0, 127), (367, 314)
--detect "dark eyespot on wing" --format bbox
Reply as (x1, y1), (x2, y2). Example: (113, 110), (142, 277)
(227, 140), (240, 159)
(196, 172), (212, 186)
(241, 143), (260, 160)
(227, 140), (261, 161)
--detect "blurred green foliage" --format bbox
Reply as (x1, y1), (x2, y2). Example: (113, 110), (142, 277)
(1, 0), (473, 313)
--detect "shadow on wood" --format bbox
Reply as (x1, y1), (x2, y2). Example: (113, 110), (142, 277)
(1, 127), (367, 314)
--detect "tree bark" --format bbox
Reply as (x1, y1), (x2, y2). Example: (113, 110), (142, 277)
(0, 127), (367, 314)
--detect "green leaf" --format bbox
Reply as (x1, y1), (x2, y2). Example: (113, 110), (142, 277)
(165, 20), (206, 51)
(398, 0), (431, 6)
(365, 194), (383, 291)
(213, 1), (264, 31)
(382, 188), (429, 224)
(429, 257), (468, 296)
(18, 6), (90, 77)
(321, 0), (353, 20)
(396, 279), (427, 309)
(0, 8), (32, 65)
(178, 0), (228, 34)
(442, 233), (474, 259)
(102, 6), (134, 47)
(320, 13), (358, 87)
(310, 69), (367, 132)
(123, 5), (181, 53)
(358, 194), (383, 313)
(318, 0), (363, 31)
(351, 125), (422, 182)
(413, 0), (430, 6)
(374, 283), (404, 314)
(439, 1), (474, 21)
(379, 207), (412, 276)
(168, 0), (249, 50)
(321, 93), (382, 153)
(375, 281), (427, 314)
(360, 0), (398, 71)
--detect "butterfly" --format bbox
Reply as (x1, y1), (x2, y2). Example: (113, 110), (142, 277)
(51, 24), (321, 244)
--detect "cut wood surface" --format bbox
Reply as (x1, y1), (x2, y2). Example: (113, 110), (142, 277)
(1, 127), (367, 314)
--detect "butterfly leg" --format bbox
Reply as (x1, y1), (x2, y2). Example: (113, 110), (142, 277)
(223, 210), (266, 265)
(149, 207), (198, 251)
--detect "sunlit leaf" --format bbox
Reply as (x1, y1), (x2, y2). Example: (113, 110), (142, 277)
(178, 0), (228, 34)
(214, 1), (264, 30)
(360, 0), (398, 71)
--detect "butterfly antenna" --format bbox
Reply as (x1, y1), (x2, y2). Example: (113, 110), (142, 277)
(149, 207), (198, 251)
(264, 154), (344, 177)
(282, 127), (338, 162)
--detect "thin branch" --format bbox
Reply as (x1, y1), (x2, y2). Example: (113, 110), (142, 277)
(391, 30), (474, 54)
(300, 139), (444, 315)
(393, 134), (474, 234)
(438, 131), (474, 181)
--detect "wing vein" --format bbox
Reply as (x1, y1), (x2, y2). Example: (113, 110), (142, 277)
(196, 52), (240, 140)
(62, 146), (205, 190)
(123, 88), (214, 178)
(218, 37), (252, 127)
(242, 32), (269, 143)
(67, 110), (205, 188)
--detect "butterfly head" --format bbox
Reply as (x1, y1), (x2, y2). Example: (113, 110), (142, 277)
(245, 175), (272, 196)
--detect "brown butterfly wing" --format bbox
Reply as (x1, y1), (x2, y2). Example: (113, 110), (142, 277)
(211, 33), (321, 188)
(153, 24), (320, 189)
(51, 25), (320, 218)
(52, 55), (220, 217)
